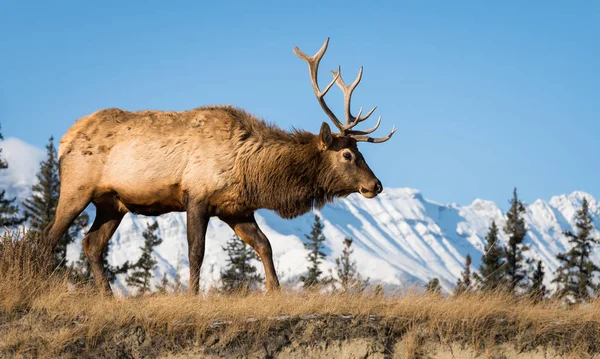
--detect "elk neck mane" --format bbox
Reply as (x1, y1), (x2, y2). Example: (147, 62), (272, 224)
(217, 105), (341, 219)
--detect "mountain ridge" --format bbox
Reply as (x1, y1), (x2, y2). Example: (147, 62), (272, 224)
(1, 137), (599, 294)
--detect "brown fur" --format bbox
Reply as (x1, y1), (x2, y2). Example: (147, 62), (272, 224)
(45, 105), (383, 294)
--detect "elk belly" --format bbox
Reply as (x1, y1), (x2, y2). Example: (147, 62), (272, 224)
(99, 140), (189, 215)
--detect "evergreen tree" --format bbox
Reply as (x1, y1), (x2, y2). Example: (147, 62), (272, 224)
(220, 234), (263, 293)
(552, 198), (600, 302)
(126, 220), (162, 294)
(334, 238), (369, 293)
(502, 188), (531, 293)
(155, 273), (171, 293)
(23, 136), (89, 269)
(300, 214), (327, 288)
(528, 260), (548, 303)
(454, 254), (473, 295)
(23, 137), (60, 231)
(69, 248), (93, 283)
(171, 250), (185, 292)
(474, 221), (506, 291)
(426, 278), (441, 294)
(64, 213), (90, 269)
(70, 240), (129, 284)
(102, 240), (130, 283)
(0, 125), (27, 227)
(0, 190), (25, 227)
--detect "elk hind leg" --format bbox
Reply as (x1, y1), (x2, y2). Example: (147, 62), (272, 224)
(43, 190), (92, 253)
(221, 214), (280, 292)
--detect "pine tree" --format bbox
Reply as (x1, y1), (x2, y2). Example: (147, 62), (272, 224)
(102, 240), (130, 284)
(454, 254), (473, 295)
(220, 234), (263, 293)
(528, 260), (548, 303)
(300, 214), (328, 288)
(69, 249), (93, 283)
(64, 213), (89, 268)
(552, 198), (600, 302)
(474, 221), (506, 291)
(70, 240), (129, 284)
(502, 188), (531, 294)
(155, 273), (171, 294)
(126, 220), (162, 294)
(426, 278), (441, 294)
(23, 136), (89, 269)
(0, 125), (27, 227)
(172, 250), (185, 292)
(0, 189), (25, 227)
(23, 137), (60, 231)
(334, 238), (369, 293)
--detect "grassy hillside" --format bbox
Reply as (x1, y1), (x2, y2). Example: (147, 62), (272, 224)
(1, 230), (600, 359)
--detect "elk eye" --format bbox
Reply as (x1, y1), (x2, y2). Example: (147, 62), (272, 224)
(343, 152), (352, 161)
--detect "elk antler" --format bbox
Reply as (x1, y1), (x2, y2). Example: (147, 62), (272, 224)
(293, 37), (396, 143)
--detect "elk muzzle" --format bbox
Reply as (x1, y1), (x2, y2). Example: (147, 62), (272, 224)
(359, 179), (383, 198)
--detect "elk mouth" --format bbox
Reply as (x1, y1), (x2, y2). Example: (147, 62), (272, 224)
(359, 187), (377, 199)
(333, 189), (355, 199)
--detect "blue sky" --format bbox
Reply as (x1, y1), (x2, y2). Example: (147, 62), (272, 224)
(1, 1), (598, 209)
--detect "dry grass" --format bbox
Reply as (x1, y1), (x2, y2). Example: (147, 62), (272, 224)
(2, 230), (600, 358)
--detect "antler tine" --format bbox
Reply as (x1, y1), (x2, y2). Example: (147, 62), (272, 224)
(353, 126), (397, 143)
(330, 67), (378, 130)
(294, 38), (345, 133)
(346, 116), (382, 135)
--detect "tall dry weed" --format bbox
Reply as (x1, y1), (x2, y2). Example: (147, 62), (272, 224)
(0, 229), (58, 312)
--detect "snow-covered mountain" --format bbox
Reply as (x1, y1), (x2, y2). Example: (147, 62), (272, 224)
(0, 138), (45, 201)
(2, 137), (599, 294)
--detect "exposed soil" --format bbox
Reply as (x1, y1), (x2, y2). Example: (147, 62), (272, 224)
(2, 312), (590, 359)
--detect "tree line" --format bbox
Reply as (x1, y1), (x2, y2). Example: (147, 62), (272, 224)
(429, 188), (600, 304)
(1, 133), (598, 299)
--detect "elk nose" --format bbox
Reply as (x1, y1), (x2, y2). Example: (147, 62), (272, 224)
(373, 180), (383, 194)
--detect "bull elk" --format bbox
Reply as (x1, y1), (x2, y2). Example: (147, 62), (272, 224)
(43, 38), (395, 294)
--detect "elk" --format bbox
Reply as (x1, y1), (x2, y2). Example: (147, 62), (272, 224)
(43, 38), (395, 294)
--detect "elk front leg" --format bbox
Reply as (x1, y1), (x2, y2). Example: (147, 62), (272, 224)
(186, 200), (209, 295)
(221, 214), (280, 292)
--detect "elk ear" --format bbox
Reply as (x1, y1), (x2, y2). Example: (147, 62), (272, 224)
(319, 122), (333, 149)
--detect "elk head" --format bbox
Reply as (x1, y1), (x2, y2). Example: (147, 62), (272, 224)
(294, 38), (395, 199)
